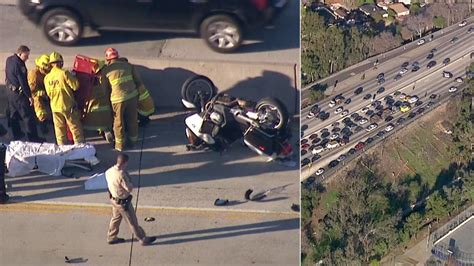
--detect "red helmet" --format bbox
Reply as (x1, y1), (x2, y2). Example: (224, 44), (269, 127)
(105, 47), (119, 61)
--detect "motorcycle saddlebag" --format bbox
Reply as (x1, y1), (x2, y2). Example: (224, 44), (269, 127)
(244, 128), (275, 156)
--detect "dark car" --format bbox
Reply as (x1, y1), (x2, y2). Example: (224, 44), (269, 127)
(366, 137), (374, 144)
(377, 130), (385, 137)
(408, 112), (416, 119)
(344, 98), (352, 104)
(427, 61), (437, 68)
(18, 0), (287, 53)
(377, 87), (385, 94)
(332, 122), (340, 127)
(328, 160), (339, 168)
(394, 74), (402, 81)
(312, 138), (321, 144)
(348, 148), (356, 155)
(332, 127), (341, 133)
(321, 132), (330, 139)
(386, 98), (395, 106)
(320, 138), (329, 147)
(371, 100), (382, 108)
(301, 138), (309, 144)
(378, 77), (385, 84)
(385, 115), (393, 122)
(301, 149), (308, 156)
(451, 37), (458, 43)
(427, 53), (434, 60)
(366, 110), (374, 116)
(415, 100), (423, 107)
(443, 57), (451, 65)
(401, 62), (409, 68)
(396, 117), (406, 125)
(430, 48), (437, 54)
(430, 94), (437, 100)
(311, 154), (321, 162)
(354, 86), (364, 95)
(309, 133), (318, 139)
(412, 65), (420, 72)
(319, 111), (330, 120)
(394, 100), (402, 107)
(377, 72), (385, 80)
(417, 107), (425, 114)
(301, 158), (310, 167)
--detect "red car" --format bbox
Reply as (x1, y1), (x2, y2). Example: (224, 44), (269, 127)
(355, 142), (365, 151)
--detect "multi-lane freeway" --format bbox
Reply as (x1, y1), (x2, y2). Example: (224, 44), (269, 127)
(301, 19), (473, 181)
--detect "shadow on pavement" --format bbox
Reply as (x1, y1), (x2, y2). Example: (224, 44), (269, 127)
(151, 218), (298, 245)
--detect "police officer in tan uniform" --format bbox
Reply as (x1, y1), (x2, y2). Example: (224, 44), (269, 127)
(105, 153), (156, 245)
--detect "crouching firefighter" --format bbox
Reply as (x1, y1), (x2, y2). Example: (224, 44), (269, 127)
(82, 60), (114, 143)
(28, 54), (52, 134)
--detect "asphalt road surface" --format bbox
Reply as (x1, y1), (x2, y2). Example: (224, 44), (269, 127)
(0, 1), (299, 64)
(301, 16), (473, 99)
(301, 21), (473, 180)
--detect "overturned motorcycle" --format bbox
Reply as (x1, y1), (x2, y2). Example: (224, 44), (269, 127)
(181, 75), (294, 162)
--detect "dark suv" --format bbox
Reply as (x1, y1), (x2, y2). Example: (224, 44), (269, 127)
(18, 0), (287, 53)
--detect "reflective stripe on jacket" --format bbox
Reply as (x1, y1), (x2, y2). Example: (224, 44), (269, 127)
(137, 85), (155, 116)
(44, 66), (80, 113)
(102, 58), (140, 104)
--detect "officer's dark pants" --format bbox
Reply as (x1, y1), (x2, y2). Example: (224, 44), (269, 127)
(6, 90), (39, 141)
(0, 144), (8, 203)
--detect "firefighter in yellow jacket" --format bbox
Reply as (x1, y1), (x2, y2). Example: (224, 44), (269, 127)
(102, 48), (140, 151)
(120, 57), (155, 127)
(28, 54), (51, 134)
(82, 60), (114, 143)
(44, 52), (84, 145)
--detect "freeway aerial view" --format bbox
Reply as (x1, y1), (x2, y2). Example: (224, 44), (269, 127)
(300, 18), (473, 181)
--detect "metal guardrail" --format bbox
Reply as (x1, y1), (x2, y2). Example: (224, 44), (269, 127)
(429, 205), (474, 264)
(304, 90), (463, 185)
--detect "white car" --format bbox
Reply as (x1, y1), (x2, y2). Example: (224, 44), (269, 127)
(326, 141), (340, 149)
(455, 77), (464, 83)
(334, 106), (343, 114)
(366, 123), (378, 132)
(329, 100), (336, 107)
(448, 86), (458, 93)
(359, 118), (368, 125)
(417, 39), (425, 45)
(330, 133), (340, 140)
(459, 20), (467, 27)
(312, 145), (325, 154)
(361, 107), (370, 113)
(408, 96), (419, 104)
(399, 68), (408, 75)
(340, 110), (349, 117)
(400, 93), (407, 99)
(315, 168), (325, 176)
(385, 124), (394, 132)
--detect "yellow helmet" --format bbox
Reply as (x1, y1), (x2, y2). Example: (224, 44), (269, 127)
(35, 54), (50, 68)
(49, 52), (63, 63)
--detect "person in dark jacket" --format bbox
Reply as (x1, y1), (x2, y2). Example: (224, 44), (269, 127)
(5, 45), (44, 142)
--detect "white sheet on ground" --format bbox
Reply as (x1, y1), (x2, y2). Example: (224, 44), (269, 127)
(5, 141), (98, 177)
(84, 173), (107, 190)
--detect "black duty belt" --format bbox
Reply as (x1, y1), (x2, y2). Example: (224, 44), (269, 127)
(109, 191), (132, 205)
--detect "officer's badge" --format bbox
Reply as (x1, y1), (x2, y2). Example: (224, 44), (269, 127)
(21, 67), (27, 74)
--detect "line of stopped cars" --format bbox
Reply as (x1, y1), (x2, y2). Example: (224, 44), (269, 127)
(301, 24), (470, 178)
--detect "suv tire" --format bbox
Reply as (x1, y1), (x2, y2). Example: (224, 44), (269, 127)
(41, 8), (83, 46)
(200, 15), (242, 53)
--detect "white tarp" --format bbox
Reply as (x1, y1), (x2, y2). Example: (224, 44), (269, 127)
(5, 141), (99, 177)
(84, 173), (107, 190)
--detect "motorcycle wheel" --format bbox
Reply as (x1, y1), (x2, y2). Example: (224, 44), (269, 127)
(181, 75), (216, 109)
(255, 98), (289, 131)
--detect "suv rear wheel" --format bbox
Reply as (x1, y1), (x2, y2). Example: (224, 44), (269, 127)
(41, 8), (83, 46)
(200, 15), (242, 53)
